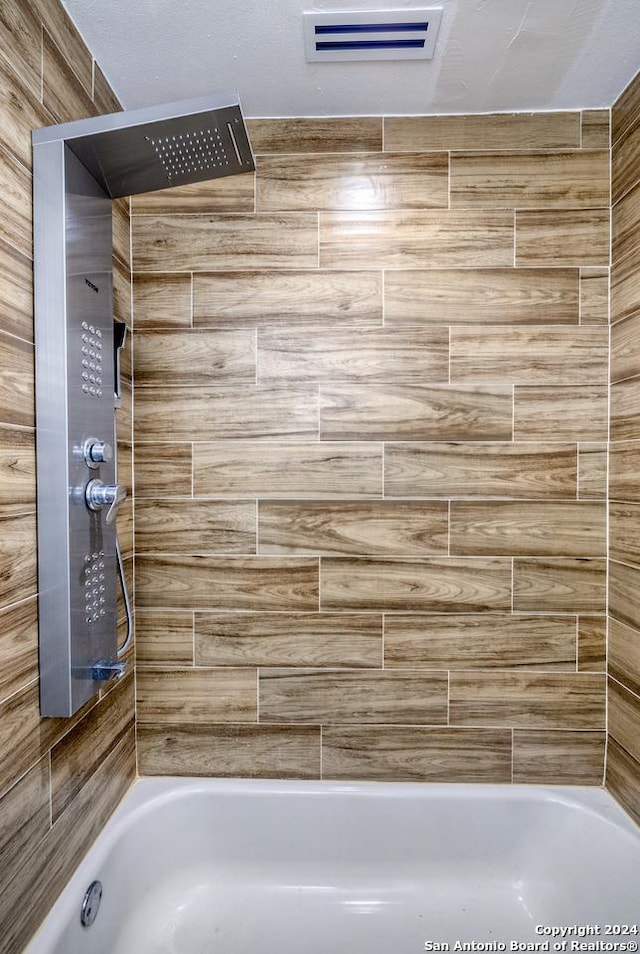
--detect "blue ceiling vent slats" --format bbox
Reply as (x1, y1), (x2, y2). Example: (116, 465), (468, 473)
(304, 9), (442, 62)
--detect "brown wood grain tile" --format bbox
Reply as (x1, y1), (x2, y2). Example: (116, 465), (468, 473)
(134, 329), (256, 386)
(132, 174), (255, 214)
(132, 273), (192, 329)
(0, 333), (37, 426)
(609, 617), (640, 697)
(322, 726), (511, 782)
(450, 501), (605, 557)
(0, 757), (49, 899)
(513, 558), (606, 613)
(194, 441), (382, 498)
(112, 198), (130, 269)
(247, 117), (382, 154)
(138, 722), (321, 778)
(32, 0), (93, 93)
(0, 55), (50, 172)
(384, 614), (576, 671)
(320, 385), (512, 441)
(112, 256), (131, 327)
(257, 153), (448, 212)
(609, 677), (640, 764)
(450, 671), (605, 728)
(515, 209), (610, 266)
(611, 250), (640, 324)
(579, 268), (609, 323)
(50, 673), (134, 822)
(132, 213), (318, 271)
(611, 311), (640, 382)
(0, 425), (35, 516)
(137, 667), (257, 724)
(612, 119), (640, 205)
(581, 110), (610, 149)
(134, 442), (192, 497)
(260, 668), (448, 725)
(0, 729), (135, 954)
(195, 612), (382, 668)
(321, 557), (511, 612)
(384, 113), (580, 152)
(451, 151), (609, 209)
(612, 75), (640, 143)
(514, 386), (608, 441)
(578, 616), (606, 672)
(135, 385), (318, 442)
(610, 441), (640, 502)
(115, 380), (132, 445)
(136, 555), (319, 611)
(610, 559), (640, 631)
(605, 737), (640, 828)
(42, 30), (96, 124)
(385, 441), (577, 499)
(136, 610), (193, 666)
(610, 502), (640, 565)
(258, 328), (449, 384)
(0, 595), (37, 703)
(0, 0), (42, 98)
(0, 142), (32, 257)
(193, 269), (382, 330)
(259, 501), (448, 557)
(611, 377), (640, 441)
(450, 326), (607, 385)
(612, 181), (640, 264)
(383, 268), (579, 326)
(0, 239), (32, 342)
(319, 211), (514, 269)
(92, 63), (121, 114)
(136, 499), (256, 554)
(578, 443), (607, 499)
(0, 513), (36, 609)
(512, 729), (605, 783)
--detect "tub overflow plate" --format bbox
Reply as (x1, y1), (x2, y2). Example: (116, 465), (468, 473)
(80, 880), (103, 928)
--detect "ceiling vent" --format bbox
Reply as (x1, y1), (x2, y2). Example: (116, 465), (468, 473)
(303, 8), (442, 62)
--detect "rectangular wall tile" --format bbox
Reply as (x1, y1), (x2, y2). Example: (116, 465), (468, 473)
(0, 596), (38, 703)
(131, 174), (255, 214)
(194, 441), (382, 498)
(42, 29), (95, 124)
(513, 558), (606, 613)
(609, 677), (640, 764)
(612, 119), (640, 204)
(611, 249), (640, 323)
(138, 723), (321, 778)
(514, 386), (608, 441)
(513, 730), (605, 783)
(579, 267), (609, 323)
(578, 616), (607, 671)
(135, 386), (318, 442)
(133, 443), (192, 498)
(611, 376), (640, 441)
(132, 213), (318, 271)
(0, 757), (49, 898)
(136, 555), (319, 611)
(135, 500), (256, 554)
(259, 501), (448, 556)
(385, 442), (577, 499)
(137, 668), (257, 724)
(0, 240), (33, 343)
(136, 610), (194, 666)
(384, 614), (576, 670)
(581, 110), (610, 149)
(384, 268), (579, 326)
(193, 270), (382, 330)
(32, 0), (93, 92)
(450, 671), (605, 728)
(132, 274), (192, 329)
(578, 443), (607, 499)
(112, 198), (130, 268)
(0, 142), (32, 257)
(319, 211), (514, 269)
(257, 153), (448, 212)
(247, 117), (382, 154)
(0, 513), (37, 609)
(606, 738), (640, 828)
(384, 113), (580, 152)
(321, 557), (511, 612)
(451, 150), (609, 209)
(612, 180), (640, 263)
(259, 669), (448, 724)
(450, 326), (608, 385)
(449, 501), (605, 557)
(610, 502), (640, 565)
(611, 311), (640, 382)
(0, 0), (42, 98)
(610, 559), (640, 631)
(0, 55), (50, 172)
(258, 328), (449, 384)
(0, 425), (35, 516)
(610, 441), (640, 502)
(92, 63), (121, 114)
(320, 385), (513, 441)
(134, 329), (256, 386)
(0, 334), (35, 427)
(609, 617), (640, 696)
(612, 76), (640, 142)
(322, 726), (511, 782)
(515, 209), (610, 266)
(195, 612), (382, 668)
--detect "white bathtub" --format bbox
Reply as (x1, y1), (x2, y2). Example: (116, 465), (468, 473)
(26, 779), (640, 954)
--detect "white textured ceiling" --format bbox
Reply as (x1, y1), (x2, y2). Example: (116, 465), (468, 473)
(63, 0), (640, 116)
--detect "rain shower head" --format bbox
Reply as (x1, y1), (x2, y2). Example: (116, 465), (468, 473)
(32, 91), (254, 198)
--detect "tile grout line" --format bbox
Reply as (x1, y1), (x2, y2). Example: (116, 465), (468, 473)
(576, 616), (580, 672)
(192, 611), (196, 668)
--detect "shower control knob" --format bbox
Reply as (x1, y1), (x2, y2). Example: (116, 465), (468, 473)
(85, 480), (126, 524)
(83, 438), (113, 469)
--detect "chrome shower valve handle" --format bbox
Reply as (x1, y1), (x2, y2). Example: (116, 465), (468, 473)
(85, 479), (126, 524)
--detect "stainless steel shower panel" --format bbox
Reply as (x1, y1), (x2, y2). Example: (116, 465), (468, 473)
(35, 144), (119, 716)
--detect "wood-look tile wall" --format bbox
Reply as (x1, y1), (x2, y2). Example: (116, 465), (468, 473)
(608, 70), (640, 826)
(0, 3), (135, 950)
(133, 109), (610, 788)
